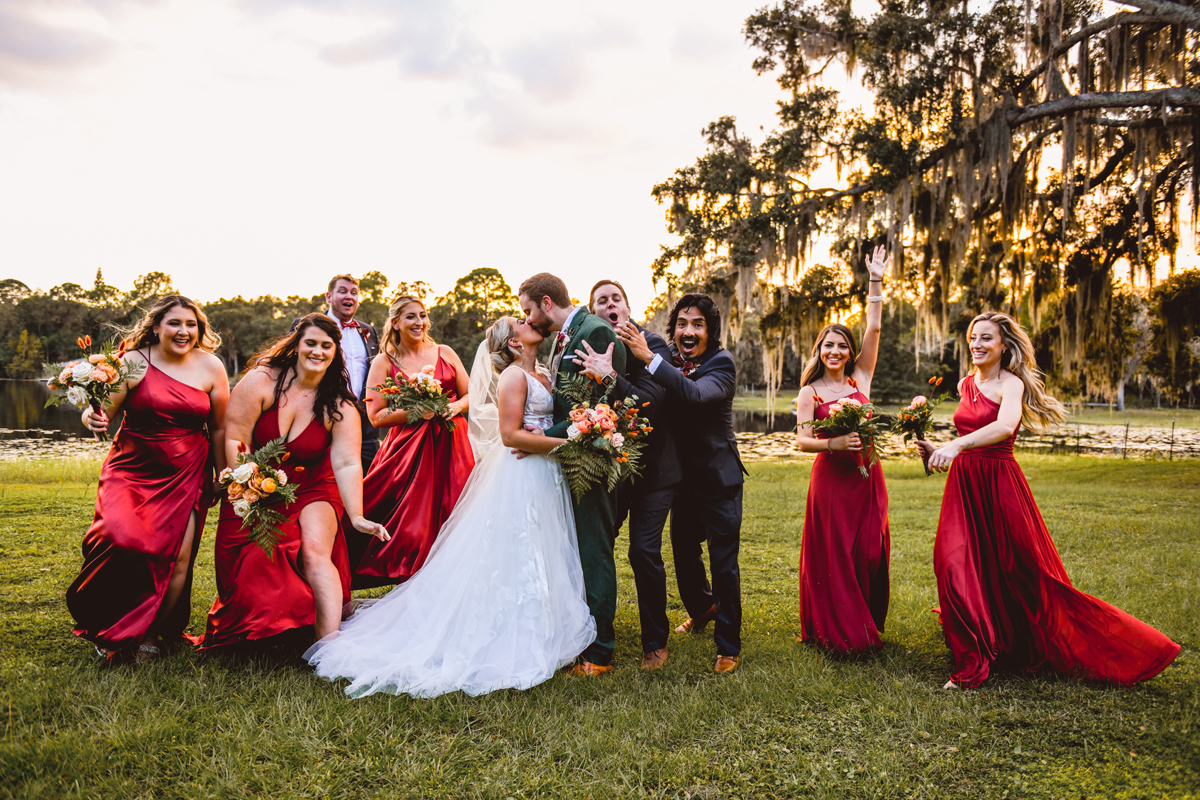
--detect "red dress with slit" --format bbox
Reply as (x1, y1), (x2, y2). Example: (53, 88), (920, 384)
(934, 375), (1181, 687)
(350, 354), (475, 588)
(199, 405), (350, 648)
(66, 362), (213, 650)
(798, 390), (891, 653)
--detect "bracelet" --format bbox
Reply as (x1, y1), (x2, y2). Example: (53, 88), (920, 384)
(869, 278), (883, 282)
(867, 295), (884, 303)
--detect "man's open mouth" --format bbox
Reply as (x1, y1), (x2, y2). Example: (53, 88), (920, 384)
(680, 337), (699, 350)
(607, 311), (620, 323)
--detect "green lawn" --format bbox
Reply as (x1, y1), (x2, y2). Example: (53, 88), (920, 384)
(736, 391), (1200, 429)
(1, 456), (1196, 799)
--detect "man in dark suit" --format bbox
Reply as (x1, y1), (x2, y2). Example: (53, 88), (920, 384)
(617, 293), (747, 674)
(518, 273), (626, 676)
(293, 274), (380, 475)
(576, 279), (680, 671)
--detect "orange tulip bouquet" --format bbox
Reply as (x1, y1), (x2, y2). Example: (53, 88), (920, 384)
(892, 376), (951, 475)
(808, 396), (889, 479)
(372, 365), (455, 431)
(219, 438), (300, 556)
(552, 374), (651, 500)
(44, 335), (147, 441)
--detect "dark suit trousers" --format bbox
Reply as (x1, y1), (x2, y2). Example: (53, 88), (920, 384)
(618, 485), (674, 653)
(669, 484), (743, 657)
(577, 481), (619, 666)
(359, 399), (380, 475)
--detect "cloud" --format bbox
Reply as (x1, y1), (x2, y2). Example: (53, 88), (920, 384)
(0, 1), (115, 88)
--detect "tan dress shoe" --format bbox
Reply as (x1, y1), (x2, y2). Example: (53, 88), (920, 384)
(714, 655), (740, 673)
(567, 660), (613, 677)
(640, 647), (669, 671)
(674, 604), (718, 634)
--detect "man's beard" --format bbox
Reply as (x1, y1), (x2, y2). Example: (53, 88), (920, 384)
(530, 318), (553, 337)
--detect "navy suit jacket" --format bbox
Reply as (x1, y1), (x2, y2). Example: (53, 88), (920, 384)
(649, 343), (746, 490)
(612, 325), (680, 493)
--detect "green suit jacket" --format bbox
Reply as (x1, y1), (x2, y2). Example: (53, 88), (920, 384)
(545, 308), (626, 439)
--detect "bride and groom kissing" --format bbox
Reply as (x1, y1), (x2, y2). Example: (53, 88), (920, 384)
(307, 272), (739, 697)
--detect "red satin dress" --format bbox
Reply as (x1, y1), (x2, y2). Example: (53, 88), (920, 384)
(798, 390), (891, 653)
(934, 375), (1181, 687)
(66, 363), (212, 650)
(351, 354), (475, 588)
(199, 405), (351, 649)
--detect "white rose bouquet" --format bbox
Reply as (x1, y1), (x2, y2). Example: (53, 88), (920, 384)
(219, 437), (299, 557)
(371, 365), (455, 431)
(44, 334), (147, 441)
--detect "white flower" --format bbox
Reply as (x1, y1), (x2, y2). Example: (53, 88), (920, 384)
(231, 498), (251, 518)
(231, 463), (256, 483)
(70, 361), (94, 383)
(610, 433), (624, 448)
(219, 467), (233, 482)
(66, 386), (88, 407)
(567, 423), (581, 440)
(274, 470), (287, 486)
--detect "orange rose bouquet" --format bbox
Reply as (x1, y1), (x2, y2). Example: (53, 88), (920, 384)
(552, 375), (651, 500)
(808, 396), (889, 479)
(44, 335), (147, 441)
(892, 376), (951, 475)
(372, 365), (455, 431)
(219, 437), (300, 557)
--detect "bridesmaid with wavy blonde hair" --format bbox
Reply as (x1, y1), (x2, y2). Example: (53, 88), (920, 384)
(919, 311), (1180, 689)
(349, 294), (475, 588)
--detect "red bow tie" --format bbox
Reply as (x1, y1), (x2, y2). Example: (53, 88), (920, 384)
(340, 319), (360, 330)
(673, 354), (698, 376)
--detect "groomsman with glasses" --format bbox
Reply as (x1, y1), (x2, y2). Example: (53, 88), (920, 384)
(617, 294), (746, 674)
(576, 279), (680, 671)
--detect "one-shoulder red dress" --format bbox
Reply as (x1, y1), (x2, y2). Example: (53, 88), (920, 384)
(199, 405), (351, 648)
(67, 363), (213, 651)
(934, 375), (1181, 687)
(798, 390), (891, 653)
(350, 354), (475, 589)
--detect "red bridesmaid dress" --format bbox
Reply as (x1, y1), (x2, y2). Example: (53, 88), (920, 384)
(199, 405), (351, 648)
(351, 354), (475, 589)
(934, 375), (1181, 687)
(798, 390), (891, 653)
(66, 361), (213, 651)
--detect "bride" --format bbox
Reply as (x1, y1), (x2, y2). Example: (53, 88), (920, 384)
(304, 316), (595, 698)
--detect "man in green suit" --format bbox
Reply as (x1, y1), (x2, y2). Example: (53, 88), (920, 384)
(518, 273), (627, 675)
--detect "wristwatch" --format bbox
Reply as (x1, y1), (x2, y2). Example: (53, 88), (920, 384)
(601, 372), (617, 390)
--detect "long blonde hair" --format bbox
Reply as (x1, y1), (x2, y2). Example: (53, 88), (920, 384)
(381, 295), (436, 365)
(121, 295), (221, 353)
(968, 311), (1065, 433)
(485, 316), (521, 374)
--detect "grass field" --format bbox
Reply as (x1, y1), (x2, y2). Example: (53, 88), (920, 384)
(1, 456), (1197, 799)
(734, 392), (1200, 429)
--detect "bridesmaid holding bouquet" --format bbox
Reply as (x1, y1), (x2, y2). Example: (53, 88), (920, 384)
(919, 312), (1180, 688)
(794, 245), (891, 654)
(67, 296), (229, 663)
(349, 295), (475, 589)
(199, 315), (388, 648)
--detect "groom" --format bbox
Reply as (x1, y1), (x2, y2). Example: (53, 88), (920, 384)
(518, 273), (626, 676)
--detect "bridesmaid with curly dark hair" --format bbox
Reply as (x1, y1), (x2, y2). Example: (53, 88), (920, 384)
(199, 314), (388, 649)
(68, 295), (229, 663)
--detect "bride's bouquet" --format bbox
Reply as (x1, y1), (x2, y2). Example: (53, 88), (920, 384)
(44, 334), (146, 441)
(892, 376), (950, 475)
(808, 396), (889, 479)
(552, 374), (652, 500)
(219, 438), (300, 557)
(372, 366), (455, 431)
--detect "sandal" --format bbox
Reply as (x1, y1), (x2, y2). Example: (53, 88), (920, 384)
(135, 641), (162, 664)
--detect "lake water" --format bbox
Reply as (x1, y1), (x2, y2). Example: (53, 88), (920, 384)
(3, 379), (1197, 461)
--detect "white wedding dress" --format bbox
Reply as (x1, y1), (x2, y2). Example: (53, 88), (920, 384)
(305, 366), (595, 698)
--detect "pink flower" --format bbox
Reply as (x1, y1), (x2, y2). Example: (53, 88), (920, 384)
(911, 395), (928, 406)
(421, 364), (436, 375)
(829, 402), (843, 414)
(88, 353), (107, 364)
(840, 397), (862, 408)
(577, 419), (593, 434)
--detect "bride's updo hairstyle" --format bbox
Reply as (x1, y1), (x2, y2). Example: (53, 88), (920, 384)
(485, 317), (521, 374)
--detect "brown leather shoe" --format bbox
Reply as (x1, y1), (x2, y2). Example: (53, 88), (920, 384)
(714, 655), (740, 674)
(568, 660), (613, 677)
(640, 647), (669, 671)
(674, 604), (718, 634)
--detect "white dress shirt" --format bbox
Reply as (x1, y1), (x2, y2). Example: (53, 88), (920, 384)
(328, 311), (368, 398)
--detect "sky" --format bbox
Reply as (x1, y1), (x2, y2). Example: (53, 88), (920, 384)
(0, 0), (813, 315)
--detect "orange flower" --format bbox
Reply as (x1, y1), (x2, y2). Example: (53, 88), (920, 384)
(935, 376), (944, 386)
(77, 337), (86, 350)
(237, 441), (249, 453)
(281, 452), (291, 462)
(250, 473), (265, 491)
(242, 488), (261, 504)
(85, 335), (91, 346)
(928, 376), (937, 384)
(260, 478), (277, 494)
(294, 466), (305, 473)
(227, 482), (244, 500)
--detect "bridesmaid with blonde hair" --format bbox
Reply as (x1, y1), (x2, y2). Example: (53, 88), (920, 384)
(349, 294), (475, 588)
(919, 311), (1180, 688)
